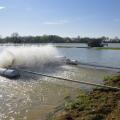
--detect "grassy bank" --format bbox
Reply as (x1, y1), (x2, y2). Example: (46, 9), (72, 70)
(96, 47), (120, 50)
(55, 46), (89, 48)
(52, 74), (120, 120)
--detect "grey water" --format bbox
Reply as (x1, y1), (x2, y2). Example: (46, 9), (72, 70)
(0, 43), (119, 120)
(58, 47), (120, 68)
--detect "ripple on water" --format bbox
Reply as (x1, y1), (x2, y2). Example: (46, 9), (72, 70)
(0, 65), (113, 120)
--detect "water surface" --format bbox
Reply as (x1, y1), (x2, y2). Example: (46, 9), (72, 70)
(0, 44), (118, 120)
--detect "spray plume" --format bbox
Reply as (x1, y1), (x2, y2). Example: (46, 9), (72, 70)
(0, 45), (61, 68)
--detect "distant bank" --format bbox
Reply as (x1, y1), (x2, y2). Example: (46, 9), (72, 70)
(0, 33), (120, 44)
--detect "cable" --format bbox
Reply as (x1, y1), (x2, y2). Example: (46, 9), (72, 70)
(16, 68), (120, 91)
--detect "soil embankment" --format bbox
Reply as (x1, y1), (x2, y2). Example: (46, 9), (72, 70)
(53, 74), (120, 120)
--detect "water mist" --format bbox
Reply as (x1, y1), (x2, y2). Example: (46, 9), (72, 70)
(0, 45), (61, 68)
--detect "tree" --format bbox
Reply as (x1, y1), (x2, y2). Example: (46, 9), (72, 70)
(11, 32), (20, 43)
(11, 32), (19, 38)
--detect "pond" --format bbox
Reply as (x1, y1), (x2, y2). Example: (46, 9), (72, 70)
(0, 44), (119, 120)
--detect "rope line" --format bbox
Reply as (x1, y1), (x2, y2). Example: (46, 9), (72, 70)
(16, 68), (120, 91)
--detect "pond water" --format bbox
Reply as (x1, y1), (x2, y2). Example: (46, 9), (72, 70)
(0, 44), (119, 120)
(51, 43), (120, 48)
(58, 47), (120, 68)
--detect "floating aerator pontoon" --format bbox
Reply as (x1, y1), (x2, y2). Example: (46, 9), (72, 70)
(0, 68), (20, 79)
(55, 56), (79, 65)
(66, 59), (79, 65)
(0, 56), (79, 79)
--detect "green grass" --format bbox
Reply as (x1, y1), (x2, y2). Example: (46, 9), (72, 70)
(96, 47), (120, 50)
(53, 74), (120, 120)
(64, 92), (91, 111)
(55, 46), (89, 48)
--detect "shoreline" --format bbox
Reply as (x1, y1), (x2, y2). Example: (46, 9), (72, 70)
(52, 74), (120, 120)
(0, 43), (120, 50)
(96, 47), (120, 50)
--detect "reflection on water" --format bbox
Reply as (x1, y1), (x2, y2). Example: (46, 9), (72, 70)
(0, 65), (113, 120)
(0, 44), (118, 120)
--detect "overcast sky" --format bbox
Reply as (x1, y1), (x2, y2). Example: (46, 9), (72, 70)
(0, 0), (120, 37)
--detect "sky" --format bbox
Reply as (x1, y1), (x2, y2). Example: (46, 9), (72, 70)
(0, 0), (120, 38)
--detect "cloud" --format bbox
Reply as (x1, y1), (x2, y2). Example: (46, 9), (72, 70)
(0, 6), (6, 10)
(43, 20), (69, 25)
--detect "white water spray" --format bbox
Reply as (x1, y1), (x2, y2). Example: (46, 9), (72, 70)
(0, 45), (61, 68)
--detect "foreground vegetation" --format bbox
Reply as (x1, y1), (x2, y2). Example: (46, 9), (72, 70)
(52, 74), (120, 120)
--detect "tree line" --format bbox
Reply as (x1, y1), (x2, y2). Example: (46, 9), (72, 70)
(0, 33), (120, 43)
